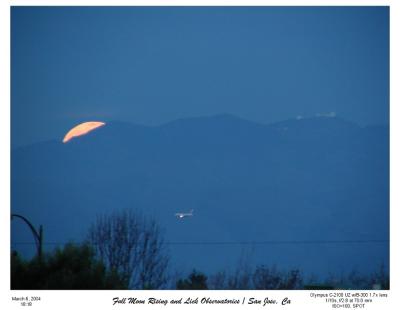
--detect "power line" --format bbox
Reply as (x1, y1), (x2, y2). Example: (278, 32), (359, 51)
(11, 239), (389, 246)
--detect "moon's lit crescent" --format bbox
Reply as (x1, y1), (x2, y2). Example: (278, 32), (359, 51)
(63, 121), (105, 143)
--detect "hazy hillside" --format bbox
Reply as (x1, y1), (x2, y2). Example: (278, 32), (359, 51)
(11, 115), (389, 275)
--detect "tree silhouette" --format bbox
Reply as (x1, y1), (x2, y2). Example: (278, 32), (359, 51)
(88, 209), (169, 289)
(176, 270), (208, 290)
(252, 265), (303, 289)
(11, 243), (125, 289)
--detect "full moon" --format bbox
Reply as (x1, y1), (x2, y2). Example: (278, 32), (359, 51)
(63, 121), (106, 143)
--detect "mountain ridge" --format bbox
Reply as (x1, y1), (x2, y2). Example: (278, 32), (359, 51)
(11, 114), (389, 275)
(12, 114), (383, 152)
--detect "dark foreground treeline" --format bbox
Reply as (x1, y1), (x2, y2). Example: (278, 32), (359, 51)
(11, 209), (389, 290)
(10, 243), (389, 290)
(176, 266), (389, 290)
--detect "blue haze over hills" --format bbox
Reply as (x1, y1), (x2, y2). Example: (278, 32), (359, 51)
(11, 7), (389, 148)
(11, 114), (389, 277)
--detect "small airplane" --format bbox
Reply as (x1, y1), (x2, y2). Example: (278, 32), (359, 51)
(175, 209), (194, 219)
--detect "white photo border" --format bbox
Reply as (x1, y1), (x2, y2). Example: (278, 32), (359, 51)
(1, 1), (397, 309)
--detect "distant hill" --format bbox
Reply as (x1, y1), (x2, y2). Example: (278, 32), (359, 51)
(11, 115), (389, 275)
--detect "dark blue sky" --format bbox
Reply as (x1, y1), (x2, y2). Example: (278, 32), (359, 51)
(11, 6), (389, 147)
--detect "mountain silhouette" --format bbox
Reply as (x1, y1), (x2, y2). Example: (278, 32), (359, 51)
(11, 115), (389, 275)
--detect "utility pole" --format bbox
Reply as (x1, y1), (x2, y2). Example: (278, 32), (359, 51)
(11, 214), (43, 262)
